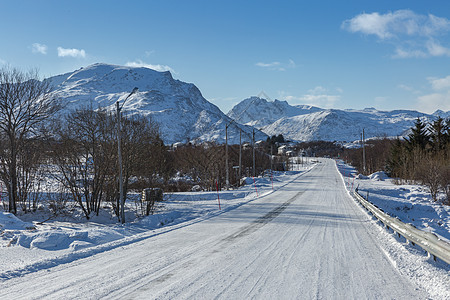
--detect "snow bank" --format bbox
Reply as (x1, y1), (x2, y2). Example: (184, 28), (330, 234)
(0, 212), (35, 231)
(0, 164), (315, 275)
(336, 160), (450, 242)
(369, 171), (388, 181)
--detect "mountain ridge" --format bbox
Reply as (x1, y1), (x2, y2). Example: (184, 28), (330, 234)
(48, 63), (266, 144)
(228, 97), (446, 142)
(47, 63), (448, 144)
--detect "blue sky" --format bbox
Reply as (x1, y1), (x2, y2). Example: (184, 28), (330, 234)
(1, 0), (450, 114)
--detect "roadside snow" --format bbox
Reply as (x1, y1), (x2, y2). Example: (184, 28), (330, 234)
(0, 159), (448, 299)
(0, 212), (35, 231)
(336, 160), (450, 299)
(336, 160), (450, 242)
(0, 166), (313, 275)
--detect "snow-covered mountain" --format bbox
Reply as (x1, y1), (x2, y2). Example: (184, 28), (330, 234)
(227, 96), (322, 127)
(432, 109), (450, 119)
(48, 63), (266, 144)
(48, 65), (447, 144)
(228, 97), (445, 142)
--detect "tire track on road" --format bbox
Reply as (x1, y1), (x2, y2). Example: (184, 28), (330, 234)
(221, 191), (304, 243)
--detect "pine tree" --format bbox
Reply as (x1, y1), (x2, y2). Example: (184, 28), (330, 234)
(428, 117), (448, 152)
(276, 134), (285, 143)
(445, 117), (450, 145)
(406, 117), (429, 151)
(386, 138), (405, 178)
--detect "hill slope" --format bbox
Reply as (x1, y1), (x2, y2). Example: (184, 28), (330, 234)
(49, 63), (265, 144)
(229, 98), (441, 142)
(227, 96), (322, 128)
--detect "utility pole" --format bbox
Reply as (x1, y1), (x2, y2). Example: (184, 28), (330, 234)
(226, 96), (261, 182)
(252, 128), (256, 177)
(116, 101), (123, 223)
(225, 124), (229, 188)
(270, 144), (273, 171)
(117, 87), (138, 223)
(239, 128), (242, 180)
(362, 128), (366, 174)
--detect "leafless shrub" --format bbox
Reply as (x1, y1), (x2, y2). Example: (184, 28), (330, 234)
(439, 156), (450, 205)
(48, 184), (72, 216)
(416, 156), (442, 202)
(49, 108), (116, 219)
(0, 66), (60, 214)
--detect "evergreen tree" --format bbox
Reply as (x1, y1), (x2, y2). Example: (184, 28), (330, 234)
(445, 117), (450, 145)
(386, 138), (405, 177)
(275, 134), (285, 143)
(267, 134), (285, 144)
(428, 117), (448, 152)
(405, 117), (429, 151)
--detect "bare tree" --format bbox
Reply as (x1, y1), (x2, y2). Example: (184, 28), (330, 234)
(173, 143), (225, 191)
(0, 67), (59, 214)
(16, 138), (45, 213)
(440, 161), (450, 205)
(50, 108), (116, 219)
(121, 115), (163, 197)
(50, 108), (165, 221)
(417, 156), (442, 201)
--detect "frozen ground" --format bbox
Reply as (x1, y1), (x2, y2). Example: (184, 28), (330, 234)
(0, 159), (449, 299)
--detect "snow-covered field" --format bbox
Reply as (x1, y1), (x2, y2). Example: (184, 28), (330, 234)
(1, 159), (449, 299)
(336, 160), (450, 243)
(0, 165), (311, 276)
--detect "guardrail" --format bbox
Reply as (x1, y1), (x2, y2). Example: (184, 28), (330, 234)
(352, 190), (450, 265)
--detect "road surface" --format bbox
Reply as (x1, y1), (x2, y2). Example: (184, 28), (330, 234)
(1, 159), (426, 299)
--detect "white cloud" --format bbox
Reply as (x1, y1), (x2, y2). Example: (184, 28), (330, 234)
(57, 47), (86, 58)
(398, 84), (413, 91)
(280, 86), (342, 108)
(414, 75), (450, 113)
(288, 59), (296, 68)
(255, 61), (281, 67)
(424, 14), (450, 36)
(428, 75), (450, 90)
(392, 48), (427, 59)
(342, 11), (397, 39)
(298, 94), (340, 108)
(343, 10), (450, 38)
(32, 43), (47, 54)
(426, 40), (450, 57)
(0, 58), (6, 65)
(255, 59), (296, 71)
(307, 86), (327, 94)
(125, 60), (175, 73)
(342, 10), (450, 58)
(398, 84), (421, 94)
(416, 92), (450, 113)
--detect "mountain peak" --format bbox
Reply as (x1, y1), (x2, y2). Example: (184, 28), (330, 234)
(227, 96), (323, 127)
(49, 63), (265, 144)
(432, 109), (450, 118)
(363, 107), (377, 111)
(230, 97), (439, 142)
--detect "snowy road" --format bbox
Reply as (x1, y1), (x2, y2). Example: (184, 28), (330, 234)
(1, 159), (427, 299)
